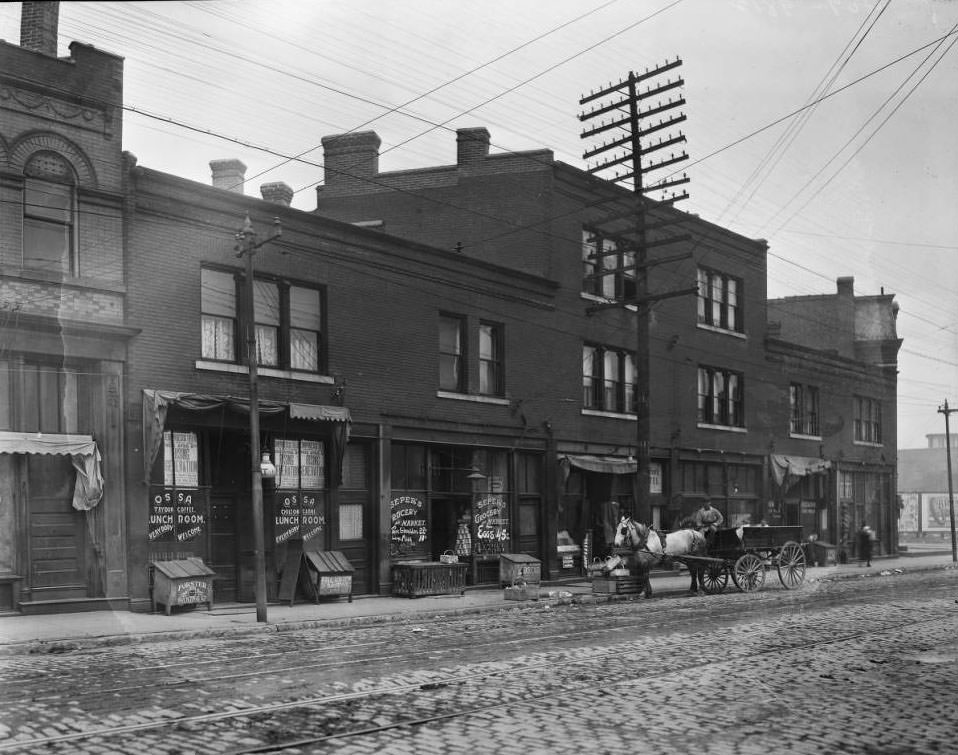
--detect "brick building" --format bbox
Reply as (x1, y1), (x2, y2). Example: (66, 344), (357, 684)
(0, 3), (134, 613)
(314, 127), (901, 565)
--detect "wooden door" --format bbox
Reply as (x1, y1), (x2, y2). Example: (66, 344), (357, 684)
(209, 494), (238, 602)
(28, 455), (88, 600)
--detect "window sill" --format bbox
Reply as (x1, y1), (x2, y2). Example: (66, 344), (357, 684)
(696, 323), (746, 340)
(853, 440), (883, 448)
(195, 360), (334, 384)
(697, 422), (747, 433)
(789, 433), (823, 441)
(582, 409), (637, 420)
(437, 391), (510, 406)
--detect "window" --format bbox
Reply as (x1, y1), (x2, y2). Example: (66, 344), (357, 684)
(200, 267), (323, 372)
(583, 344), (636, 413)
(201, 269), (237, 362)
(275, 438), (326, 489)
(698, 365), (744, 427)
(163, 431), (199, 487)
(697, 267), (742, 332)
(582, 229), (636, 301)
(479, 321), (504, 396)
(439, 314), (465, 392)
(23, 152), (77, 274)
(789, 383), (820, 436)
(854, 396), (882, 444)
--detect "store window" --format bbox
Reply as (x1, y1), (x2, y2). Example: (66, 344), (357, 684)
(697, 266), (742, 333)
(23, 152), (77, 275)
(273, 438), (327, 546)
(200, 267), (323, 372)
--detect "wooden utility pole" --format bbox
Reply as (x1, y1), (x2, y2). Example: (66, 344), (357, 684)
(234, 214), (282, 622)
(579, 60), (693, 523)
(937, 400), (957, 563)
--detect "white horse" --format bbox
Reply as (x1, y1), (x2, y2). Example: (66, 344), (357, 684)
(613, 517), (708, 597)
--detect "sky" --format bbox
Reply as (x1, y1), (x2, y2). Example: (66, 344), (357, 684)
(2, 0), (955, 449)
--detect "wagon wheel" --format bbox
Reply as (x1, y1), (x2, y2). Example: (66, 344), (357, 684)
(776, 541), (807, 589)
(732, 553), (766, 592)
(702, 564), (728, 594)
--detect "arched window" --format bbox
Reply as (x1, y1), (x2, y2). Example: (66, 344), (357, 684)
(23, 151), (77, 274)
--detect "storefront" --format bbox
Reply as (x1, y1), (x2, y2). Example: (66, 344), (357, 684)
(389, 442), (543, 586)
(769, 454), (832, 535)
(140, 390), (361, 603)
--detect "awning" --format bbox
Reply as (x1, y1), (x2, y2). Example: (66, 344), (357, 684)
(143, 390), (351, 485)
(0, 431), (103, 511)
(559, 454), (637, 476)
(770, 454), (832, 490)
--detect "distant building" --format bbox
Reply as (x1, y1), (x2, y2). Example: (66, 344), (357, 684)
(898, 434), (958, 539)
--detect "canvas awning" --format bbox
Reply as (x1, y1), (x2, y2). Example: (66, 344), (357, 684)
(559, 454), (637, 477)
(770, 454), (832, 490)
(0, 431), (103, 511)
(142, 389), (351, 485)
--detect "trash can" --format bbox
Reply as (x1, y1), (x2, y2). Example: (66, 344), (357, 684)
(809, 541), (837, 567)
(151, 558), (215, 614)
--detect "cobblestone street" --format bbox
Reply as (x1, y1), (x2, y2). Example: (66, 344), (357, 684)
(2, 569), (957, 754)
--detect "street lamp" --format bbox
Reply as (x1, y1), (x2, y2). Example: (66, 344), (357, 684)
(234, 213), (282, 623)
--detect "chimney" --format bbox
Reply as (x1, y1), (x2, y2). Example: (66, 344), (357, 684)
(20, 2), (59, 57)
(260, 182), (293, 206)
(457, 127), (490, 166)
(321, 132), (380, 190)
(837, 276), (854, 298)
(209, 159), (246, 194)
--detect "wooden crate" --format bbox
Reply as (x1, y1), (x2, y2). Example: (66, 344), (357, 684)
(151, 558), (215, 614)
(592, 576), (643, 595)
(503, 581), (539, 601)
(392, 561), (468, 597)
(499, 554), (541, 587)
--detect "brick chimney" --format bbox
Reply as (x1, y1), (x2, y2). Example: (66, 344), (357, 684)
(209, 159), (246, 194)
(321, 132), (380, 190)
(457, 127), (490, 166)
(260, 182), (293, 206)
(20, 2), (59, 57)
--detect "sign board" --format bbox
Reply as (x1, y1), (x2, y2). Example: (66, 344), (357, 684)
(149, 488), (206, 544)
(474, 495), (509, 554)
(390, 495), (427, 555)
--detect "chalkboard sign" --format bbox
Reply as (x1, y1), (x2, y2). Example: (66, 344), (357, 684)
(474, 494), (509, 555)
(149, 487), (206, 544)
(390, 495), (428, 557)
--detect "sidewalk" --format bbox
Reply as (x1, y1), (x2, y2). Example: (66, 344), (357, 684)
(1, 551), (954, 655)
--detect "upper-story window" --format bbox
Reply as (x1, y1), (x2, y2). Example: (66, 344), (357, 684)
(201, 267), (323, 372)
(583, 344), (636, 413)
(23, 152), (77, 275)
(698, 365), (744, 428)
(582, 229), (636, 301)
(697, 267), (742, 333)
(439, 314), (465, 392)
(790, 383), (820, 437)
(479, 321), (504, 396)
(854, 396), (882, 444)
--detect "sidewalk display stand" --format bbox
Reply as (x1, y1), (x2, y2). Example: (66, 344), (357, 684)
(499, 554), (541, 588)
(151, 558), (215, 615)
(392, 561), (468, 597)
(279, 548), (354, 606)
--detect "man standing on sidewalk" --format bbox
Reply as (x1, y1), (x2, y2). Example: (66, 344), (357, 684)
(857, 524), (874, 567)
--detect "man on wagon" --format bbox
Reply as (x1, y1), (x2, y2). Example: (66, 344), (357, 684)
(693, 497), (724, 545)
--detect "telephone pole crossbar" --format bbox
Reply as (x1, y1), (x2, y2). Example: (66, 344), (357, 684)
(578, 59), (693, 523)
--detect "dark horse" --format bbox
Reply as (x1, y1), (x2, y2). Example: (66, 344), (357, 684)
(614, 517), (708, 597)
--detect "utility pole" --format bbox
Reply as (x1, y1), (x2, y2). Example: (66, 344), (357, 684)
(937, 399), (957, 563)
(579, 60), (693, 523)
(235, 213), (282, 623)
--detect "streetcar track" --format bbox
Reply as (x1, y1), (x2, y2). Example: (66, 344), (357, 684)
(3, 576), (953, 706)
(3, 594), (954, 754)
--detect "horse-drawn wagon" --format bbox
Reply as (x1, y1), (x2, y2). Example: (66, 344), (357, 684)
(613, 517), (807, 597)
(678, 525), (807, 594)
